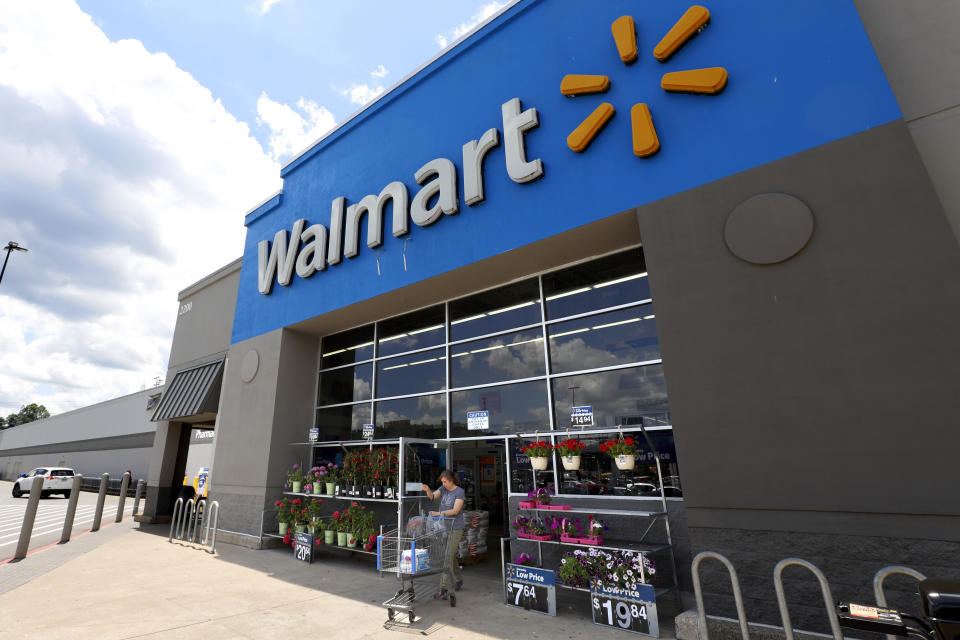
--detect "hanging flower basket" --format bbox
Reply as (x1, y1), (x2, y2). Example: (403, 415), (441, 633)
(521, 441), (553, 471)
(601, 435), (639, 471)
(555, 439), (586, 471)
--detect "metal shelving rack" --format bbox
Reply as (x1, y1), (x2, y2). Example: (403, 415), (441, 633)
(264, 436), (438, 543)
(506, 422), (680, 603)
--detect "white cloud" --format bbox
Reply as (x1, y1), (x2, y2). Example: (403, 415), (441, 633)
(370, 65), (388, 79)
(340, 83), (384, 107)
(435, 1), (507, 49)
(0, 1), (281, 416)
(259, 0), (281, 16)
(256, 92), (336, 161)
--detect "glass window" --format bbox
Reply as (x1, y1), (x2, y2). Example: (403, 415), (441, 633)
(317, 363), (373, 405)
(450, 380), (549, 437)
(315, 404), (371, 441)
(375, 394), (447, 438)
(555, 430), (681, 497)
(320, 324), (374, 368)
(549, 304), (659, 374)
(450, 329), (545, 388)
(551, 365), (670, 430)
(377, 305), (445, 358)
(376, 348), (446, 398)
(507, 438), (554, 496)
(542, 249), (650, 320)
(449, 279), (541, 341)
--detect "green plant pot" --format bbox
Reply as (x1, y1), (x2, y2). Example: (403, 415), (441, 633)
(337, 531), (348, 546)
(292, 481), (303, 493)
(295, 524), (307, 533)
(325, 482), (335, 495)
(324, 530), (335, 544)
(278, 522), (288, 535)
(347, 537), (358, 548)
(312, 483), (321, 494)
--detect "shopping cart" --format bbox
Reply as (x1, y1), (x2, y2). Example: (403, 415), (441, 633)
(377, 515), (457, 623)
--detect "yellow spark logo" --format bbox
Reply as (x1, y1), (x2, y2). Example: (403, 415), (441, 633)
(561, 5), (728, 157)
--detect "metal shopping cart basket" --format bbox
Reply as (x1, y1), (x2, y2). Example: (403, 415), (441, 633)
(377, 515), (457, 623)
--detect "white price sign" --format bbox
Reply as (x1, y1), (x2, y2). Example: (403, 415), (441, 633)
(467, 410), (489, 431)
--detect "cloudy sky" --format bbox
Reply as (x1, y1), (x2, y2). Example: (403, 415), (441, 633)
(0, 0), (508, 417)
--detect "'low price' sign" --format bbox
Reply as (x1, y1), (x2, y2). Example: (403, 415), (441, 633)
(504, 564), (556, 616)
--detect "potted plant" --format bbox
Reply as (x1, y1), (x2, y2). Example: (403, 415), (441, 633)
(514, 553), (536, 567)
(557, 550), (592, 589)
(274, 497), (293, 535)
(292, 499), (309, 532)
(382, 447), (399, 499)
(321, 462), (337, 495)
(529, 486), (551, 506)
(348, 502), (374, 549)
(600, 435), (639, 470)
(555, 438), (586, 471)
(322, 520), (335, 545)
(586, 515), (607, 543)
(307, 497), (324, 534)
(309, 466), (324, 494)
(519, 517), (554, 541)
(287, 463), (308, 493)
(363, 532), (377, 552)
(343, 450), (362, 497)
(558, 517), (583, 543)
(521, 440), (553, 471)
(332, 510), (349, 546)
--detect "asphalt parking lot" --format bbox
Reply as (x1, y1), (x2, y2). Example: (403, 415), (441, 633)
(0, 480), (135, 561)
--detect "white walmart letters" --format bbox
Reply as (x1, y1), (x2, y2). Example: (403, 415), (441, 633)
(257, 98), (543, 295)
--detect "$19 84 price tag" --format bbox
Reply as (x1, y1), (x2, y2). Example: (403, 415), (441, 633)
(592, 595), (651, 635)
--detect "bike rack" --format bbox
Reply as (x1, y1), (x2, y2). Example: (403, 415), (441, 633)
(774, 558), (843, 640)
(168, 497), (184, 543)
(874, 565), (927, 640)
(167, 496), (219, 553)
(201, 501), (220, 554)
(691, 551), (750, 640)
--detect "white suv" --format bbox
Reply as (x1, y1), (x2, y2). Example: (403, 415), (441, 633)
(11, 467), (76, 499)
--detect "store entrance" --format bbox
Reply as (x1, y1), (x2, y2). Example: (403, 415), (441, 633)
(450, 440), (507, 566)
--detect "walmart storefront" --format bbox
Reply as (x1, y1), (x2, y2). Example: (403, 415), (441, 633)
(144, 0), (960, 631)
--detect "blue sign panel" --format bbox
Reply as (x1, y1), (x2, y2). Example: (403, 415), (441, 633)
(233, 0), (899, 344)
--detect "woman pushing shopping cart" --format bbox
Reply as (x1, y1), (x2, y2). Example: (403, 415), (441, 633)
(377, 470), (465, 624)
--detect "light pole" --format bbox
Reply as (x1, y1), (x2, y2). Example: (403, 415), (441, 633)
(0, 241), (28, 287)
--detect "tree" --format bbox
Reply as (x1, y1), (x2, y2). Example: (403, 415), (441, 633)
(17, 403), (50, 423)
(0, 404), (50, 429)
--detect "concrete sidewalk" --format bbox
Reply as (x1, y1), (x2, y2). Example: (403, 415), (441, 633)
(0, 523), (678, 639)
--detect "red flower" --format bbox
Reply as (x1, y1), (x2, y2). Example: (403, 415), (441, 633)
(352, 501), (358, 507)
(368, 534), (376, 543)
(282, 534), (291, 544)
(332, 511), (340, 518)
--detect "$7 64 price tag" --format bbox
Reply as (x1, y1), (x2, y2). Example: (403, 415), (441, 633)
(507, 582), (535, 605)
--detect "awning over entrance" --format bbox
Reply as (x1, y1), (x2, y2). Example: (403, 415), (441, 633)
(151, 359), (224, 422)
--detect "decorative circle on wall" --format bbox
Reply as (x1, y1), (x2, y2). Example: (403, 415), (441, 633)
(724, 193), (815, 264)
(239, 349), (259, 383)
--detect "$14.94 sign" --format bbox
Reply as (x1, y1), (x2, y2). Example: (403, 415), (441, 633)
(504, 564), (556, 616)
(590, 579), (659, 637)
